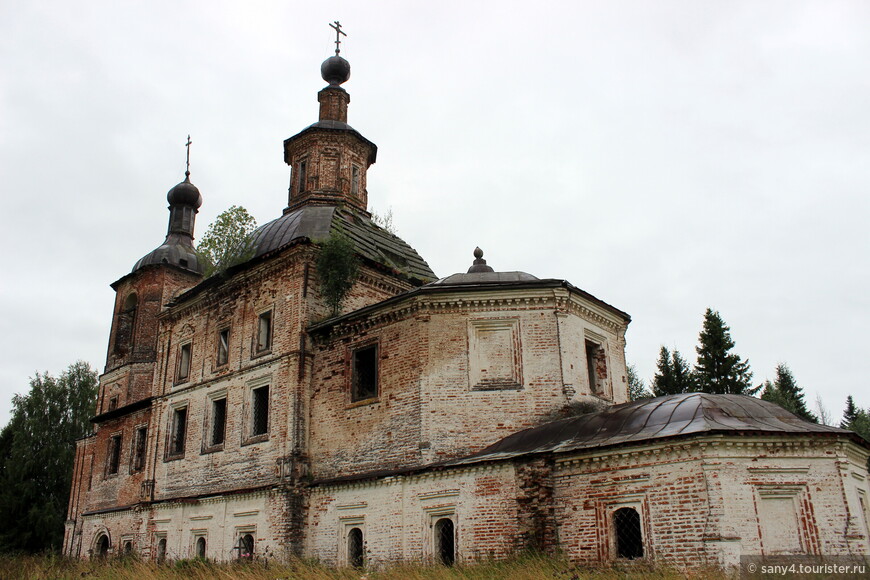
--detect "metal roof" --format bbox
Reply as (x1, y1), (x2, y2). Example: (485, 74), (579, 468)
(248, 205), (435, 283)
(447, 393), (859, 465)
(130, 233), (205, 276)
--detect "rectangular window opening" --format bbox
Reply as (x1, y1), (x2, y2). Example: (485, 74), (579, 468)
(211, 398), (227, 446)
(585, 340), (607, 396)
(217, 328), (230, 366)
(177, 343), (192, 383)
(351, 344), (378, 402)
(107, 435), (122, 475)
(131, 426), (147, 472)
(351, 165), (360, 196)
(298, 161), (307, 194)
(251, 386), (269, 436)
(256, 312), (272, 353)
(170, 407), (187, 456)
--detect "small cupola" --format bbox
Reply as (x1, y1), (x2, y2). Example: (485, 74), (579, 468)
(283, 22), (378, 214)
(131, 137), (204, 275)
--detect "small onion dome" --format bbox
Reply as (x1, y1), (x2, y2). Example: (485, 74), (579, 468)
(321, 55), (351, 86)
(167, 172), (202, 208)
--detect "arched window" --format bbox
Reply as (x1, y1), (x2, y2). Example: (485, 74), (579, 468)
(347, 527), (364, 568)
(156, 538), (167, 563)
(95, 533), (110, 558)
(113, 293), (138, 355)
(238, 533), (254, 560)
(195, 536), (206, 559)
(122, 540), (133, 555)
(614, 507), (644, 559)
(434, 518), (455, 566)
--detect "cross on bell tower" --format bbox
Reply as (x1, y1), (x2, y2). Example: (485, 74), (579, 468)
(329, 21), (346, 55)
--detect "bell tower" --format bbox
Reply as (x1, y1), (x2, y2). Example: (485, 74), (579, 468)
(283, 22), (377, 214)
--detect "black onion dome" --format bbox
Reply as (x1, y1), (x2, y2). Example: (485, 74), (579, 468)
(321, 55), (351, 86)
(167, 172), (202, 208)
(131, 234), (204, 275)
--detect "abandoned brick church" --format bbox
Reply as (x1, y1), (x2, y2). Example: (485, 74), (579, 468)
(64, 40), (870, 569)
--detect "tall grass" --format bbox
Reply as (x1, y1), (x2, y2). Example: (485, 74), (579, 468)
(0, 552), (723, 580)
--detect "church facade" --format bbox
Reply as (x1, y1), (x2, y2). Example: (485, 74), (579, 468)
(64, 46), (870, 569)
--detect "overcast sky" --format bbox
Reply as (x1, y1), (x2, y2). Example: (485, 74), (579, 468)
(1, 1), (868, 427)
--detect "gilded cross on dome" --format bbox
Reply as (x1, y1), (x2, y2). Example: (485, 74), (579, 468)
(329, 21), (346, 55)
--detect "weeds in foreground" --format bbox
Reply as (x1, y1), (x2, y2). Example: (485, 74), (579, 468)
(0, 552), (724, 580)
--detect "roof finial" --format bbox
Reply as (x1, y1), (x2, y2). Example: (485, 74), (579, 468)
(468, 247), (495, 273)
(184, 134), (192, 179)
(329, 21), (346, 55)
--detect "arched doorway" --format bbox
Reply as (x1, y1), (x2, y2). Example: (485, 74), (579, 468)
(614, 507), (644, 559)
(156, 538), (167, 563)
(238, 534), (254, 560)
(347, 527), (364, 568)
(195, 536), (206, 559)
(434, 518), (455, 566)
(94, 534), (110, 558)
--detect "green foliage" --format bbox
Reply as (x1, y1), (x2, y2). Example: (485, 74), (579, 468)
(841, 395), (859, 428)
(652, 347), (694, 397)
(759, 363), (817, 422)
(693, 309), (756, 395)
(840, 396), (870, 442)
(0, 361), (98, 553)
(196, 205), (258, 277)
(316, 229), (359, 316)
(627, 364), (652, 400)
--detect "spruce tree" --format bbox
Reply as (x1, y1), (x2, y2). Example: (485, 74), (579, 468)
(693, 308), (755, 395)
(627, 364), (651, 400)
(652, 346), (694, 397)
(760, 364), (817, 422)
(841, 396), (859, 429)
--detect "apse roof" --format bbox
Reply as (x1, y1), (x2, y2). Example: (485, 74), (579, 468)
(448, 393), (860, 466)
(310, 393), (865, 487)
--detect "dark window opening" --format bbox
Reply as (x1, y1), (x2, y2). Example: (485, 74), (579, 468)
(211, 398), (227, 446)
(351, 344), (378, 402)
(177, 343), (192, 383)
(351, 165), (360, 196)
(113, 293), (137, 356)
(132, 426), (147, 472)
(614, 507), (644, 559)
(108, 396), (119, 411)
(123, 541), (133, 555)
(156, 538), (167, 563)
(256, 311), (272, 352)
(238, 534), (254, 560)
(586, 340), (608, 396)
(95, 534), (110, 558)
(252, 386), (269, 436)
(170, 407), (187, 456)
(195, 537), (206, 559)
(434, 518), (455, 566)
(298, 161), (307, 194)
(347, 527), (364, 568)
(107, 435), (122, 475)
(217, 328), (229, 366)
